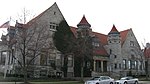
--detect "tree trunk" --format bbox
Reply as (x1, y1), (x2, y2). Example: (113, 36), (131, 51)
(23, 67), (28, 84)
(81, 65), (84, 81)
(63, 55), (68, 77)
(145, 61), (148, 80)
(81, 57), (84, 82)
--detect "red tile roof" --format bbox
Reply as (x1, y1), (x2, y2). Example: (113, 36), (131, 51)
(120, 29), (130, 45)
(93, 32), (108, 45)
(108, 24), (119, 34)
(93, 47), (108, 56)
(77, 15), (91, 27)
(92, 32), (108, 56)
(70, 26), (130, 56)
(70, 26), (78, 37)
(70, 26), (108, 55)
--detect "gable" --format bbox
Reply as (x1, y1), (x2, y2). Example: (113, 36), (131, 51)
(122, 29), (141, 49)
(24, 2), (64, 28)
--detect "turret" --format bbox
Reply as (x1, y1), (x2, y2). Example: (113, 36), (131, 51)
(107, 25), (122, 72)
(77, 15), (92, 37)
(108, 24), (121, 44)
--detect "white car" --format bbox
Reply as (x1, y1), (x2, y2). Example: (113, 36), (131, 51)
(85, 76), (114, 84)
(115, 76), (138, 84)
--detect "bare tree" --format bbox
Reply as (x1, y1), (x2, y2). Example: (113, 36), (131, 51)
(73, 31), (93, 81)
(9, 20), (52, 83)
(142, 41), (150, 80)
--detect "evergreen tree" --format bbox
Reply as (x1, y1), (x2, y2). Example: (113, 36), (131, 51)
(53, 20), (75, 77)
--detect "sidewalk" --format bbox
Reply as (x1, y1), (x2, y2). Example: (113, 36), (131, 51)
(139, 81), (150, 84)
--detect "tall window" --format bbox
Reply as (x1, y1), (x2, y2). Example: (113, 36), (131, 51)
(68, 55), (73, 67)
(123, 59), (127, 69)
(128, 60), (131, 69)
(114, 55), (117, 58)
(0, 51), (7, 65)
(119, 64), (121, 69)
(135, 61), (138, 70)
(140, 61), (143, 70)
(114, 63), (117, 69)
(110, 49), (112, 54)
(131, 61), (135, 69)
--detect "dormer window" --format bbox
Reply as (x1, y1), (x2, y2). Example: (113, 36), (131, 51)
(92, 42), (100, 47)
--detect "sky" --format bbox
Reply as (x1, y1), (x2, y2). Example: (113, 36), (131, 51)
(0, 0), (150, 48)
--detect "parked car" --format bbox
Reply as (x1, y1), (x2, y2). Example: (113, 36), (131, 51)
(85, 76), (114, 84)
(115, 76), (138, 84)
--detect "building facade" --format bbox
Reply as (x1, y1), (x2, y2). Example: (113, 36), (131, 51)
(71, 16), (145, 77)
(0, 2), (145, 78)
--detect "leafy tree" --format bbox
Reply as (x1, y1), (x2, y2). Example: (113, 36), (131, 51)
(53, 20), (75, 77)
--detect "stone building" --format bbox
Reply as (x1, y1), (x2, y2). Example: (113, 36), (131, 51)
(0, 2), (74, 78)
(71, 16), (145, 77)
(0, 2), (145, 78)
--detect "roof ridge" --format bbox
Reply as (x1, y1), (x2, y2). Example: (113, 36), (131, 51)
(25, 2), (58, 27)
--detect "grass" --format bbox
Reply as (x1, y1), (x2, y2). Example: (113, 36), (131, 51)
(0, 75), (84, 84)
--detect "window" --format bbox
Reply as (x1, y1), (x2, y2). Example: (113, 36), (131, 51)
(131, 61), (135, 69)
(114, 63), (117, 69)
(110, 49), (112, 54)
(123, 59), (127, 69)
(0, 51), (7, 65)
(68, 56), (73, 67)
(131, 54), (135, 59)
(140, 61), (143, 70)
(92, 42), (100, 47)
(135, 61), (138, 69)
(54, 11), (56, 15)
(114, 55), (117, 58)
(49, 22), (58, 31)
(92, 37), (100, 48)
(130, 41), (134, 46)
(128, 60), (131, 69)
(119, 64), (121, 69)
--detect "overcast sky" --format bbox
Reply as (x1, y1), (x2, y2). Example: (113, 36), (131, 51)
(0, 0), (150, 48)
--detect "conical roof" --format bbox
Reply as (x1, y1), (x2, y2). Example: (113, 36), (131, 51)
(108, 24), (120, 34)
(77, 15), (91, 27)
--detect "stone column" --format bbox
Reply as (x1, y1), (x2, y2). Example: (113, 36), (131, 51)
(93, 60), (96, 71)
(101, 61), (103, 72)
